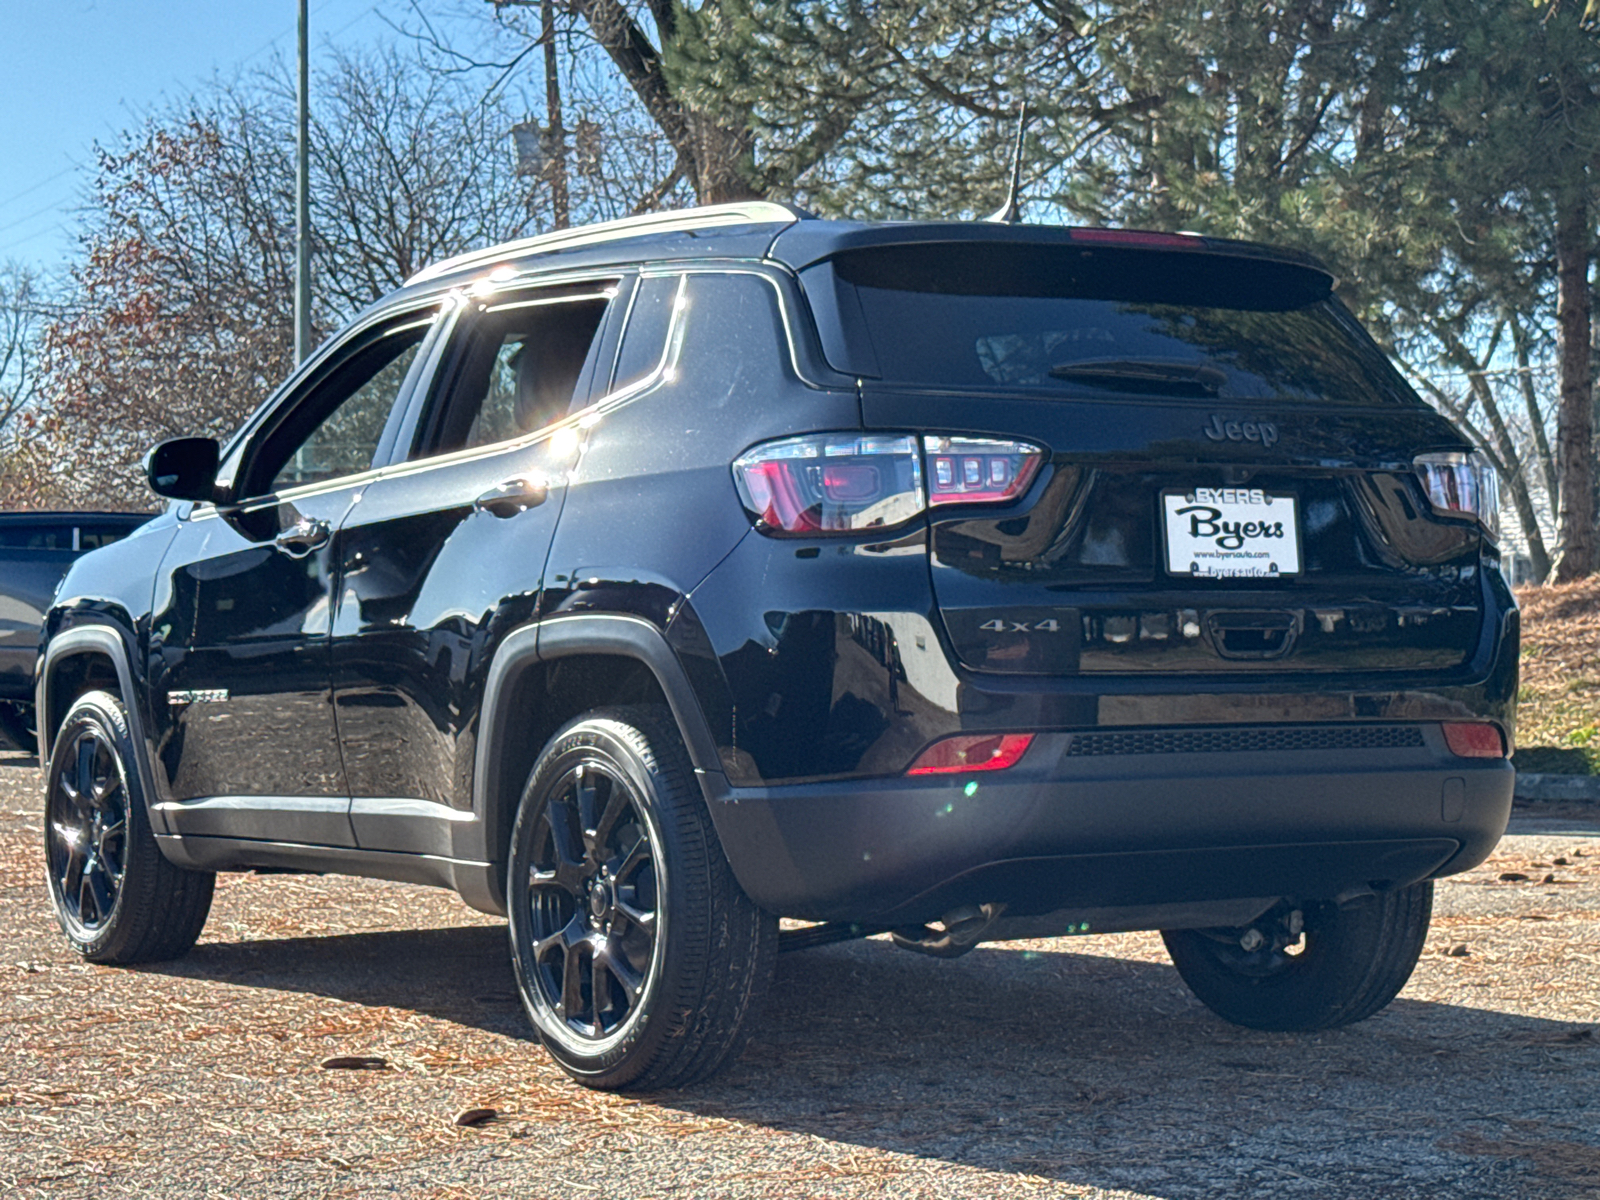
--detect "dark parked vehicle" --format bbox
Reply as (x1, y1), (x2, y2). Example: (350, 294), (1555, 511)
(37, 203), (1515, 1090)
(0, 512), (150, 748)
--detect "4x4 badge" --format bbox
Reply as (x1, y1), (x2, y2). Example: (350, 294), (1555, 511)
(167, 689), (230, 706)
(1203, 413), (1278, 448)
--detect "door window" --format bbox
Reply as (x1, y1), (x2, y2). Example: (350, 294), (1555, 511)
(239, 314), (436, 499)
(415, 292), (610, 459)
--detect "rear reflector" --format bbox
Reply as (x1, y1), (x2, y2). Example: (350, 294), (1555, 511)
(906, 733), (1035, 775)
(1441, 722), (1505, 759)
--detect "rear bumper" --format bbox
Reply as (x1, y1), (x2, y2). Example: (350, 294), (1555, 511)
(702, 725), (1513, 924)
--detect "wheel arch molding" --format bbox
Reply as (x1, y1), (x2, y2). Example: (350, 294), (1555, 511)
(472, 613), (726, 908)
(36, 625), (167, 834)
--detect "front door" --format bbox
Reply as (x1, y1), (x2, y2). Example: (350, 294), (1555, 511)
(147, 307), (440, 844)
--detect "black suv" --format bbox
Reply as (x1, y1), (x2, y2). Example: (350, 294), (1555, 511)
(38, 203), (1515, 1091)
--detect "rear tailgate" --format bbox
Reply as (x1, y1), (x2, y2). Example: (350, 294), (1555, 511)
(809, 236), (1491, 680)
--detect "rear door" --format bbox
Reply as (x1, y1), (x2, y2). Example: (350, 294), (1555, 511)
(813, 239), (1489, 681)
(329, 278), (622, 853)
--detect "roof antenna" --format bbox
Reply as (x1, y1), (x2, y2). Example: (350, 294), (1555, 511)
(987, 101), (1032, 224)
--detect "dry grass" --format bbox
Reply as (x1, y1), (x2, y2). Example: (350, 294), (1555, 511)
(1514, 578), (1600, 774)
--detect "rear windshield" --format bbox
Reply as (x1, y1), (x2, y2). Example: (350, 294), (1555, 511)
(827, 243), (1422, 408)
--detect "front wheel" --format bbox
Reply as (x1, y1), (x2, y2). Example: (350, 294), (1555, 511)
(506, 706), (775, 1091)
(1162, 883), (1433, 1032)
(44, 690), (214, 963)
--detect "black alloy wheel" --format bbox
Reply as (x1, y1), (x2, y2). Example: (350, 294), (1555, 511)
(46, 723), (128, 933)
(43, 690), (214, 963)
(523, 757), (660, 1042)
(507, 707), (776, 1091)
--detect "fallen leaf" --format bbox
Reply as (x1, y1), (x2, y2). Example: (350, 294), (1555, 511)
(1447, 944), (1471, 957)
(454, 1106), (497, 1128)
(1542, 874), (1557, 884)
(319, 1055), (388, 1071)
(1499, 873), (1530, 882)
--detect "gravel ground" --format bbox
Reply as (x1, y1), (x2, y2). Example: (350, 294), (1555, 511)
(3, 748), (1597, 1200)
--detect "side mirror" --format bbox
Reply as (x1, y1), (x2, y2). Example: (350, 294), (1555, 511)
(143, 437), (221, 502)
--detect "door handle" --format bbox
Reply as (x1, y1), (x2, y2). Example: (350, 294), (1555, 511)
(475, 476), (549, 518)
(274, 516), (332, 558)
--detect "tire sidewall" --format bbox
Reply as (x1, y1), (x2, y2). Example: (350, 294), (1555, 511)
(507, 716), (680, 1083)
(43, 690), (147, 959)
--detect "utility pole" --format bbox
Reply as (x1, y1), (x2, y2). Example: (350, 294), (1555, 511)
(541, 0), (569, 230)
(294, 0), (312, 363)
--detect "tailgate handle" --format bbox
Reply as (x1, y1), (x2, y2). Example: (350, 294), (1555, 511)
(1205, 610), (1300, 661)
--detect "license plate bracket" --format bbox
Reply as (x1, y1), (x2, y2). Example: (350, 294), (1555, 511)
(1162, 488), (1302, 578)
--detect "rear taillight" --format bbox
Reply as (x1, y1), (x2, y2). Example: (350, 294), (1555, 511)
(924, 437), (1043, 507)
(732, 432), (1045, 535)
(1442, 722), (1505, 759)
(1415, 451), (1499, 543)
(906, 733), (1034, 775)
(732, 434), (924, 535)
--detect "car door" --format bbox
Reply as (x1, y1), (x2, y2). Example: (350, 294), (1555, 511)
(329, 278), (623, 856)
(147, 304), (444, 845)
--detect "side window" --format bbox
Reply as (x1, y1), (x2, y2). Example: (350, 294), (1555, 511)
(669, 273), (793, 404)
(0, 524), (72, 550)
(415, 292), (609, 459)
(263, 326), (429, 493)
(76, 523), (142, 550)
(610, 275), (681, 392)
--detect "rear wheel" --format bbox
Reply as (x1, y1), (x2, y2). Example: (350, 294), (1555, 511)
(1162, 884), (1432, 1032)
(506, 706), (775, 1091)
(44, 690), (214, 963)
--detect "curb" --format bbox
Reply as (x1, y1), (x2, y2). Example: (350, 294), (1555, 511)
(1514, 772), (1600, 804)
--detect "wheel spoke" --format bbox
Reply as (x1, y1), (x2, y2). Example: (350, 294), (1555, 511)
(600, 944), (643, 1004)
(614, 896), (656, 937)
(590, 957), (610, 1035)
(541, 801), (589, 893)
(81, 859), (115, 925)
(58, 838), (87, 905)
(559, 940), (586, 1023)
(592, 783), (630, 853)
(95, 817), (126, 859)
(73, 736), (97, 809)
(616, 833), (651, 882)
(574, 768), (601, 844)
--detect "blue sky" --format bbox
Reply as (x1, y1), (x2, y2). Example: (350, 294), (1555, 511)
(0, 0), (427, 274)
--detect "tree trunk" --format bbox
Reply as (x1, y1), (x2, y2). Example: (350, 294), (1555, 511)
(1551, 188), (1598, 582)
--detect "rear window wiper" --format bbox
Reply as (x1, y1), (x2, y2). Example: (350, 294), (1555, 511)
(1048, 358), (1228, 396)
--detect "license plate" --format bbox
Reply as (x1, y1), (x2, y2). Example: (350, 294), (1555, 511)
(1162, 488), (1301, 578)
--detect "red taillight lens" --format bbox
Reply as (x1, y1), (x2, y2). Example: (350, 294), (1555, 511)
(733, 432), (1048, 535)
(1442, 722), (1505, 759)
(906, 733), (1034, 775)
(924, 437), (1043, 506)
(732, 434), (924, 535)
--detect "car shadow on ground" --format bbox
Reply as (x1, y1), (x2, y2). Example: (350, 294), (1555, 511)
(144, 920), (1600, 1199)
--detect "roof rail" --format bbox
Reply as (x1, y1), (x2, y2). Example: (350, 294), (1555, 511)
(405, 201), (810, 286)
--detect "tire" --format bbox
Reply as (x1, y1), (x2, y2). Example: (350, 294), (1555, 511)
(1161, 884), (1433, 1032)
(506, 705), (776, 1091)
(43, 690), (214, 963)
